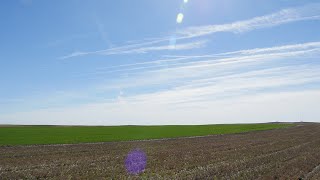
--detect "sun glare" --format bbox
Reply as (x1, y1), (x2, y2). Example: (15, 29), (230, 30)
(176, 13), (184, 24)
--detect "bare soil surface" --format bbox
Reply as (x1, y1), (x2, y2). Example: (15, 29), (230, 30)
(0, 123), (319, 179)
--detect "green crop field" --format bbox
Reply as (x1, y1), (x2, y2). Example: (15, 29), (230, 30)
(0, 123), (294, 146)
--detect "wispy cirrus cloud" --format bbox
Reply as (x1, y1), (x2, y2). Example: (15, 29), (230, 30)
(59, 40), (206, 59)
(178, 3), (320, 38)
(62, 41), (320, 100)
(3, 41), (320, 125)
(60, 3), (320, 60)
(2, 63), (320, 125)
(161, 41), (320, 66)
(2, 87), (320, 125)
(89, 41), (320, 77)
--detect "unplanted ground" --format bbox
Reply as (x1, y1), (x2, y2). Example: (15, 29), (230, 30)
(0, 123), (319, 179)
(0, 123), (292, 145)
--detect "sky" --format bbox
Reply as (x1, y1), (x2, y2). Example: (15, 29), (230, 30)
(0, 0), (320, 125)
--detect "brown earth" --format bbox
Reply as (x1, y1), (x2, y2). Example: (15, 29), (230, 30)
(0, 123), (319, 179)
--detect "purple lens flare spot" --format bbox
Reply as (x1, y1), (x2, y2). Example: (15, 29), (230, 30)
(125, 149), (147, 175)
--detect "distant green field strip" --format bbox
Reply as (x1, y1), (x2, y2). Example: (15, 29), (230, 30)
(0, 124), (294, 145)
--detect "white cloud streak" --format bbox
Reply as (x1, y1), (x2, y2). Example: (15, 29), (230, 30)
(178, 3), (320, 38)
(60, 40), (206, 59)
(89, 41), (320, 78)
(2, 90), (320, 125)
(3, 41), (320, 125)
(60, 3), (320, 59)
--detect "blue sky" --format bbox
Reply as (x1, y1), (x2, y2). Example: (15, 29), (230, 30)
(1, 0), (320, 125)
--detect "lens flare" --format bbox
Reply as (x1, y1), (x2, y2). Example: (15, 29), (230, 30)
(184, 0), (189, 3)
(125, 149), (147, 175)
(176, 13), (184, 24)
(169, 35), (177, 48)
